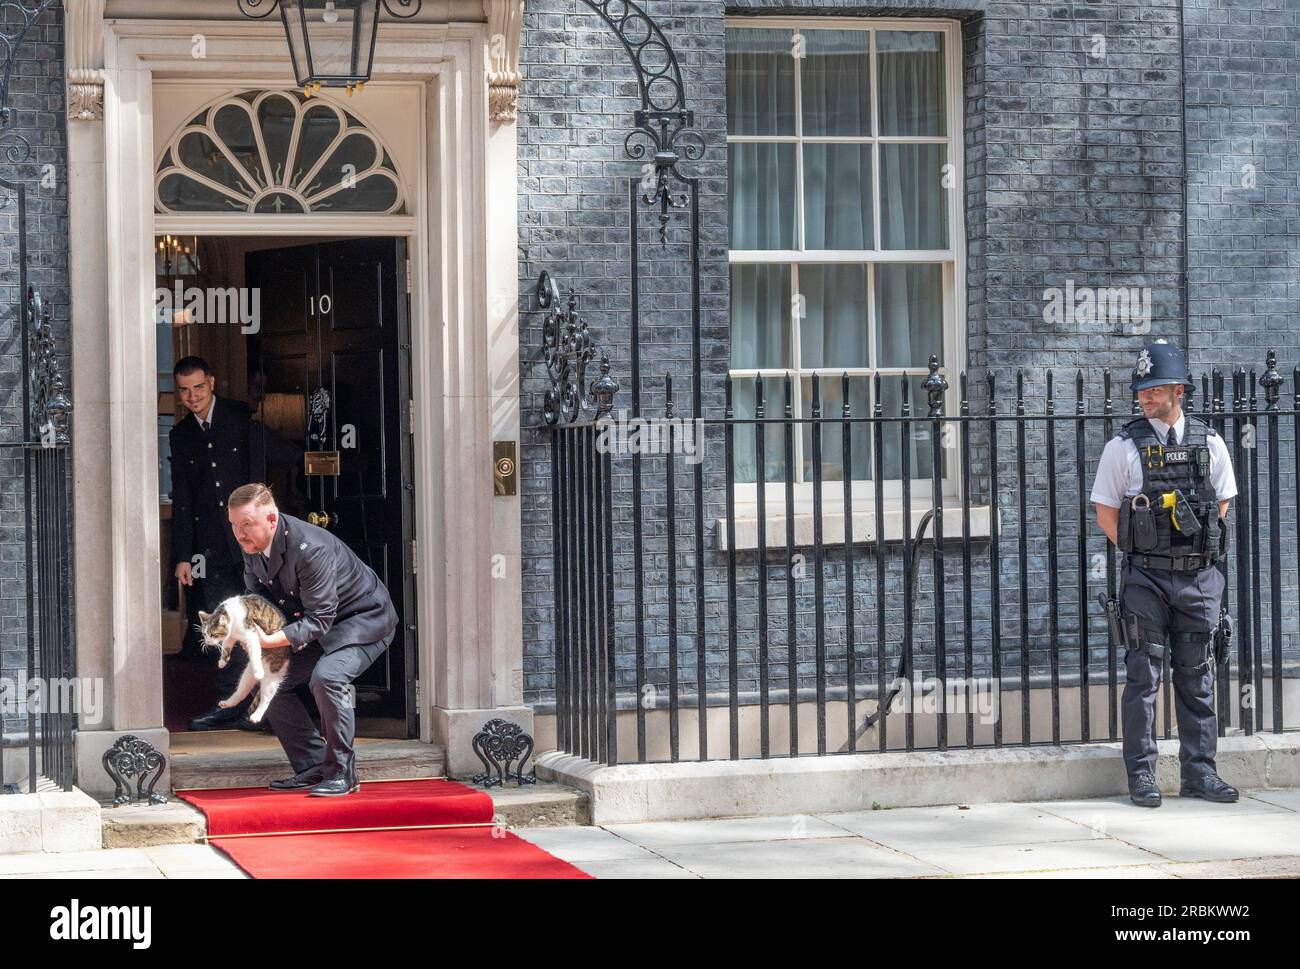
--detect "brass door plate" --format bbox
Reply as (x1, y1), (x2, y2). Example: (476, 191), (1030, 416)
(304, 451), (341, 476)
(494, 440), (517, 496)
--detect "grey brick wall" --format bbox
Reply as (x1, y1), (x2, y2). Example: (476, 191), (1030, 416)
(518, 0), (1300, 722)
(1184, 0), (1300, 694)
(517, 0), (731, 703)
(0, 4), (71, 733)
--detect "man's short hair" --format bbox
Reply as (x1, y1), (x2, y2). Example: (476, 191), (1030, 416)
(174, 355), (212, 379)
(228, 483), (275, 510)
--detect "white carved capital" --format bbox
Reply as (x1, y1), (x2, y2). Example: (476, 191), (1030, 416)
(65, 0), (106, 122)
(484, 0), (523, 123)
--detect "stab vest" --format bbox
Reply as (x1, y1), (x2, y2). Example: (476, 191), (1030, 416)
(1115, 414), (1225, 561)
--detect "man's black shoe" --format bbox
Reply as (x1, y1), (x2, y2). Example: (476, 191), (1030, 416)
(308, 772), (360, 797)
(236, 716), (273, 733)
(1180, 772), (1239, 803)
(186, 705), (245, 731)
(268, 769), (325, 792)
(1128, 772), (1162, 808)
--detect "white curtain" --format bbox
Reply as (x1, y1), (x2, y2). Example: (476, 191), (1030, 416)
(727, 27), (796, 250)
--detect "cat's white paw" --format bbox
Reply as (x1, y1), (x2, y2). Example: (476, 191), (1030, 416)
(248, 710), (264, 724)
(217, 699), (232, 709)
(217, 659), (228, 669)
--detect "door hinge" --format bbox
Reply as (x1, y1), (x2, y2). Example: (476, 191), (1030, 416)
(410, 538), (418, 575)
(405, 257), (412, 294)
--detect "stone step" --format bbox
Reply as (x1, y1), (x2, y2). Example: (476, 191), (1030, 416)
(0, 787), (103, 855)
(483, 781), (591, 828)
(101, 798), (206, 849)
(99, 779), (590, 849)
(169, 738), (446, 792)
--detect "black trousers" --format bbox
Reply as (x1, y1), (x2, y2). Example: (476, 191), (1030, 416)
(264, 631), (393, 780)
(1120, 559), (1223, 780)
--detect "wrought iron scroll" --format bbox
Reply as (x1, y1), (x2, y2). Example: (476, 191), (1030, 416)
(102, 735), (168, 807)
(0, 0), (60, 168)
(0, 0), (60, 127)
(538, 270), (618, 426)
(237, 0), (423, 20)
(577, 0), (704, 243)
(29, 287), (72, 445)
(471, 718), (536, 787)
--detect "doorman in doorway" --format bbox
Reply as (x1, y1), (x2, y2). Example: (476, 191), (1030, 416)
(226, 483), (399, 796)
(170, 356), (300, 730)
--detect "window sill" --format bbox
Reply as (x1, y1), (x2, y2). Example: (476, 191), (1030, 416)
(716, 505), (999, 552)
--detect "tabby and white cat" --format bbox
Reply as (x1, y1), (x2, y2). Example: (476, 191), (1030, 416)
(197, 595), (292, 725)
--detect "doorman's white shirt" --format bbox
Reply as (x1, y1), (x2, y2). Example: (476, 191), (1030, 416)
(1089, 412), (1238, 508)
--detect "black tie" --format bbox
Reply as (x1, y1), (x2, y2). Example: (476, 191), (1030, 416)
(1168, 425), (1179, 448)
(200, 419), (210, 433)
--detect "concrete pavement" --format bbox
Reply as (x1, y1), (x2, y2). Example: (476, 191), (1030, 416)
(514, 787), (1300, 878)
(3, 787), (1300, 877)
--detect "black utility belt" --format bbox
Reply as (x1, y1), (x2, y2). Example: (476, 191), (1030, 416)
(1127, 552), (1219, 573)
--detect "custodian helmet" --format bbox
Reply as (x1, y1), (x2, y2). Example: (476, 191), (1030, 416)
(1131, 338), (1194, 393)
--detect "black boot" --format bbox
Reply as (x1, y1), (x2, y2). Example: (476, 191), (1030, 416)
(1180, 772), (1239, 803)
(187, 704), (246, 731)
(268, 767), (326, 792)
(1128, 771), (1162, 808)
(308, 770), (360, 797)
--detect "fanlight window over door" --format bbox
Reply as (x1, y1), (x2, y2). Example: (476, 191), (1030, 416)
(155, 90), (405, 214)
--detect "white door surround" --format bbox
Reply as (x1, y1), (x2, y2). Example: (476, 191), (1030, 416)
(65, 6), (528, 793)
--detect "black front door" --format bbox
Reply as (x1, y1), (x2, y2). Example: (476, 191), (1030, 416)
(246, 237), (416, 733)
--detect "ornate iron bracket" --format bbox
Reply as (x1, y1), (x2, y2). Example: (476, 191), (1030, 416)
(572, 0), (705, 242)
(237, 0), (422, 19)
(28, 287), (72, 445)
(471, 718), (536, 787)
(102, 735), (168, 807)
(538, 270), (618, 426)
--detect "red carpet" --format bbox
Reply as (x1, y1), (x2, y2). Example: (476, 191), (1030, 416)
(176, 778), (591, 879)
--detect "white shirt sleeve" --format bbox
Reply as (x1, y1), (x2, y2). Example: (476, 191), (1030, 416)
(1206, 431), (1238, 502)
(1089, 436), (1139, 508)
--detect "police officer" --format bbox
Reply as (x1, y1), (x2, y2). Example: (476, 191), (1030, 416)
(169, 356), (299, 730)
(1090, 339), (1239, 808)
(227, 482), (399, 796)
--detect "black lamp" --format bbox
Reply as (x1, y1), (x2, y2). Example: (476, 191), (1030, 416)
(238, 0), (422, 97)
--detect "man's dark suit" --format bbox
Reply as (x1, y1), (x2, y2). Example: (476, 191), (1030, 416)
(169, 397), (261, 698)
(243, 513), (398, 781)
(169, 396), (301, 701)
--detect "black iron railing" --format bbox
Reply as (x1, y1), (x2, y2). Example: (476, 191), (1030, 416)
(542, 349), (1299, 766)
(2, 286), (74, 794)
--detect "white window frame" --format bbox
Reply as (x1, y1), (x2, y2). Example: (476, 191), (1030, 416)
(724, 16), (968, 523)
